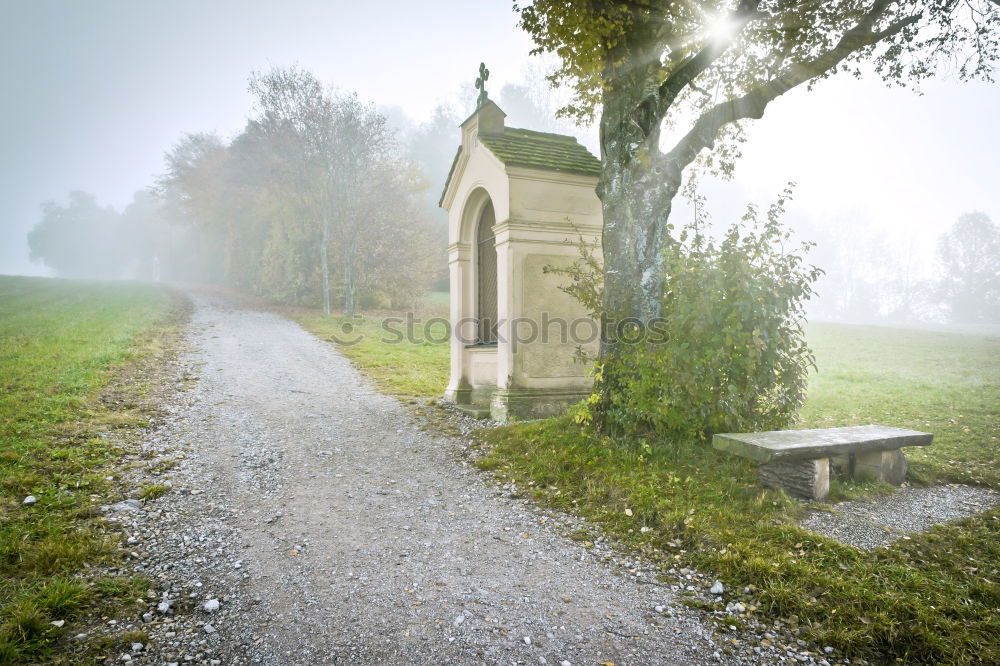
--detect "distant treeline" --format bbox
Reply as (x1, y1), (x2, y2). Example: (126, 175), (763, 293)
(799, 210), (1000, 326)
(26, 65), (998, 324)
(26, 66), (573, 314)
(31, 67), (453, 312)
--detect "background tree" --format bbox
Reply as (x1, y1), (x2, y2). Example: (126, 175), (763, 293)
(884, 234), (931, 323)
(328, 93), (395, 316)
(153, 66), (441, 311)
(157, 133), (233, 284)
(935, 211), (1000, 323)
(27, 192), (126, 279)
(348, 161), (441, 308)
(402, 103), (468, 290)
(799, 212), (892, 321)
(247, 67), (339, 313)
(119, 188), (171, 282)
(26, 65), (446, 310)
(516, 0), (999, 419)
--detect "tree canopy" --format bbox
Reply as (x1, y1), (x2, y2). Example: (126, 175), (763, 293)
(517, 0), (999, 322)
(27, 192), (127, 279)
(155, 66), (441, 311)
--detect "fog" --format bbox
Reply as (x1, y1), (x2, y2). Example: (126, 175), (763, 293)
(2, 1), (998, 325)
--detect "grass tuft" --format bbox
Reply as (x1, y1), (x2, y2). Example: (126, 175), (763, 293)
(138, 483), (170, 501)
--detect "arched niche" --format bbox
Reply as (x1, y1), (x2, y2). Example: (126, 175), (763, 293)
(475, 200), (497, 344)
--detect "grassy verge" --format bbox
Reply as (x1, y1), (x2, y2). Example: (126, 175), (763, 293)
(0, 275), (183, 662)
(292, 293), (450, 399)
(478, 322), (1000, 664)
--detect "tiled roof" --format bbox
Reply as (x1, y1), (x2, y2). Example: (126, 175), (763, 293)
(439, 146), (463, 207)
(439, 126), (601, 208)
(478, 128), (601, 177)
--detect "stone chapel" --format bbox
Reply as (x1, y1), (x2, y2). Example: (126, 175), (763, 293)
(439, 71), (604, 421)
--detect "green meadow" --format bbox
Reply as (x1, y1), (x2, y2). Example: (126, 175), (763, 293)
(0, 276), (176, 662)
(293, 294), (451, 399)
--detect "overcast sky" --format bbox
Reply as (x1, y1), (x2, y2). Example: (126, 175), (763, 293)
(2, 0), (998, 277)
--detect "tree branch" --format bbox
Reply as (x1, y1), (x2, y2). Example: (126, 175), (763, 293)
(659, 1), (922, 179)
(632, 0), (761, 139)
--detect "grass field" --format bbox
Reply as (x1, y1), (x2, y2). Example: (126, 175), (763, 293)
(800, 323), (1000, 488)
(293, 292), (450, 398)
(0, 275), (177, 662)
(314, 307), (1000, 664)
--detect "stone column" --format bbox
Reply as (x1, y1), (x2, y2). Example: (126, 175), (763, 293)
(444, 242), (473, 403)
(493, 222), (514, 393)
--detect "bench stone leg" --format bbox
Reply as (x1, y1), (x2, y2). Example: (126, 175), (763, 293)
(830, 454), (850, 477)
(760, 458), (830, 501)
(830, 449), (908, 485)
(854, 449), (908, 485)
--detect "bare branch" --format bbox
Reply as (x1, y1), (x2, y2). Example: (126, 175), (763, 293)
(632, 0), (761, 139)
(660, 2), (922, 179)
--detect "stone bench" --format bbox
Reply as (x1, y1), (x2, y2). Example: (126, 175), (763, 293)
(712, 425), (933, 501)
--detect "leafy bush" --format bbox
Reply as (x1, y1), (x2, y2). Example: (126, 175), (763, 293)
(565, 188), (821, 442)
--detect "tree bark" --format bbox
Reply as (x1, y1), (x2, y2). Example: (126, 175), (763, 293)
(320, 215), (331, 316)
(598, 161), (678, 336)
(597, 67), (681, 353)
(344, 235), (356, 317)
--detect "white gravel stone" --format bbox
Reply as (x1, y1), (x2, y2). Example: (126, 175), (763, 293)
(709, 581), (724, 595)
(203, 598), (220, 613)
(108, 499), (143, 512)
(22, 495), (36, 505)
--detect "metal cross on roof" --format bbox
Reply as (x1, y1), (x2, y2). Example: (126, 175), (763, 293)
(475, 62), (490, 107)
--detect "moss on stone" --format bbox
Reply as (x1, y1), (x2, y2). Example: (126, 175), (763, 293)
(479, 127), (600, 176)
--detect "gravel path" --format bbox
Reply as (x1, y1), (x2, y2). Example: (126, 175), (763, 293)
(104, 291), (810, 665)
(800, 484), (999, 551)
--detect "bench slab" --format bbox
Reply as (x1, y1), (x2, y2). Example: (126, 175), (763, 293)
(712, 425), (933, 465)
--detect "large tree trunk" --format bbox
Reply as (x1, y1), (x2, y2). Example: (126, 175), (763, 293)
(597, 86), (681, 354)
(598, 165), (678, 334)
(592, 83), (683, 431)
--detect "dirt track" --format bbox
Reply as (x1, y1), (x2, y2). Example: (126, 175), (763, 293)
(114, 290), (780, 665)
